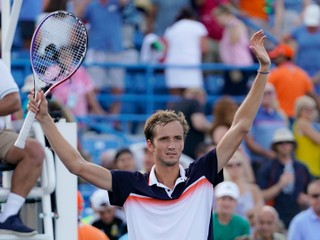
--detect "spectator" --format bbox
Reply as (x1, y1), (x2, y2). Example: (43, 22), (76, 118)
(272, 0), (312, 39)
(253, 205), (286, 240)
(74, 0), (128, 115)
(113, 148), (136, 171)
(245, 83), (288, 177)
(51, 66), (108, 117)
(0, 59), (44, 236)
(170, 88), (211, 160)
(210, 96), (255, 183)
(213, 181), (251, 240)
(28, 30), (271, 239)
(146, 0), (191, 36)
(287, 179), (320, 240)
(293, 95), (320, 178)
(164, 8), (209, 96)
(258, 127), (312, 229)
(213, 3), (254, 96)
(224, 151), (264, 221)
(267, 43), (319, 122)
(232, 0), (273, 49)
(78, 191), (110, 240)
(191, 0), (230, 63)
(90, 189), (127, 240)
(286, 4), (320, 93)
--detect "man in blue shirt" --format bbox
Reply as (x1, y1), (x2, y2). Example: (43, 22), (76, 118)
(288, 179), (320, 240)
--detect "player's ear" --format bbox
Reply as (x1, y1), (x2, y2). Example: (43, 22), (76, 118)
(146, 139), (154, 152)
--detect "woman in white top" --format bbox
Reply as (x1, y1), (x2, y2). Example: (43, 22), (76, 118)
(164, 8), (209, 96)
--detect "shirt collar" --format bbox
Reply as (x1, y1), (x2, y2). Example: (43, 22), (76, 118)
(148, 164), (187, 189)
(309, 207), (320, 221)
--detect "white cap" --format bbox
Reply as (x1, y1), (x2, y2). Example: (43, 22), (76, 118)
(271, 128), (296, 145)
(215, 181), (239, 200)
(304, 4), (320, 26)
(89, 189), (112, 211)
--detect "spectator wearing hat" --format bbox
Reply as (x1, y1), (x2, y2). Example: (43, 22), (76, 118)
(286, 4), (320, 93)
(257, 128), (312, 229)
(267, 42), (319, 122)
(77, 191), (110, 240)
(245, 83), (288, 177)
(90, 189), (127, 240)
(213, 181), (251, 240)
(287, 179), (320, 240)
(293, 95), (320, 178)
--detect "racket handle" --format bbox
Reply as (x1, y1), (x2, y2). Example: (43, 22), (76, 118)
(14, 111), (36, 149)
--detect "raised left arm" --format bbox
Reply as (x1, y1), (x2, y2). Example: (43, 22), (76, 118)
(216, 30), (271, 171)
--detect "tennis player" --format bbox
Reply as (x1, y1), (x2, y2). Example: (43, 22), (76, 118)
(28, 30), (270, 240)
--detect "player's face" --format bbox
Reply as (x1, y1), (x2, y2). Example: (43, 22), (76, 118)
(148, 121), (184, 167)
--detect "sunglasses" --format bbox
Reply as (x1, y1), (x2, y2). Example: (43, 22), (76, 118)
(226, 162), (242, 168)
(310, 193), (320, 199)
(276, 141), (293, 145)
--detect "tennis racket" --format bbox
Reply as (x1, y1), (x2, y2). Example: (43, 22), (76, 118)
(14, 11), (88, 149)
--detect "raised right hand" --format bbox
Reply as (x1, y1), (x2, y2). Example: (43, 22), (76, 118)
(27, 91), (50, 123)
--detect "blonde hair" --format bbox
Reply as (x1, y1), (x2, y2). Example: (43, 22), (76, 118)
(294, 95), (316, 118)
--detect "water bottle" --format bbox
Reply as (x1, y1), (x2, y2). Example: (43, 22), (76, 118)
(282, 162), (295, 194)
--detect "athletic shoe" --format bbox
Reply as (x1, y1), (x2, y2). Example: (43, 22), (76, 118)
(0, 214), (37, 236)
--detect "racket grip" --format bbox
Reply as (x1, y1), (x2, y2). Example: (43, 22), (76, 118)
(14, 111), (37, 149)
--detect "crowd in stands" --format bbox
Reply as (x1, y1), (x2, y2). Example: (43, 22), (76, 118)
(1, 0), (320, 239)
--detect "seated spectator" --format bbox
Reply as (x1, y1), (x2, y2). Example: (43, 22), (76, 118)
(293, 95), (320, 178)
(114, 148), (137, 171)
(213, 3), (254, 96)
(90, 189), (127, 240)
(51, 66), (107, 117)
(164, 7), (209, 96)
(287, 179), (320, 240)
(253, 205), (286, 240)
(169, 88), (211, 160)
(78, 191), (110, 240)
(257, 128), (312, 229)
(224, 151), (264, 221)
(213, 181), (251, 240)
(245, 83), (288, 177)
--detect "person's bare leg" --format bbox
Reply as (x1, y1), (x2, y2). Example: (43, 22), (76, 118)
(5, 138), (44, 198)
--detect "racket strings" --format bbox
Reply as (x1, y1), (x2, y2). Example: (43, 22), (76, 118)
(31, 12), (87, 84)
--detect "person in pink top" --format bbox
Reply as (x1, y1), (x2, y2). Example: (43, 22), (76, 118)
(213, 3), (254, 95)
(51, 66), (107, 117)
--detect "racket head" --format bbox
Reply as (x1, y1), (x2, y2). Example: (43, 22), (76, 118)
(30, 11), (88, 86)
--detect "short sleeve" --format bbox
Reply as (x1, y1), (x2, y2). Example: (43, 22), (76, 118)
(188, 148), (223, 186)
(0, 60), (19, 99)
(108, 170), (145, 206)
